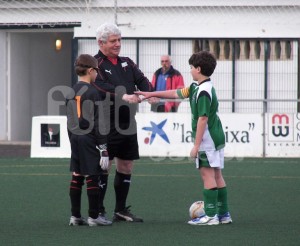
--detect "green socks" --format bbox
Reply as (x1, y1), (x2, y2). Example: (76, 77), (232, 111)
(203, 188), (218, 217)
(203, 187), (229, 216)
(217, 187), (229, 215)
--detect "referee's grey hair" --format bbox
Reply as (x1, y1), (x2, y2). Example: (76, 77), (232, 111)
(96, 23), (121, 43)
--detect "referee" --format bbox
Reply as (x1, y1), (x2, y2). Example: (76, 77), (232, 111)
(93, 23), (155, 222)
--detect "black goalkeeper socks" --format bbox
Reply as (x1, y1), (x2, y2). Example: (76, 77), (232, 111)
(98, 173), (109, 213)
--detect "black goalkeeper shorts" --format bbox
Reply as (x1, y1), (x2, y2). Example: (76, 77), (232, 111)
(69, 134), (102, 175)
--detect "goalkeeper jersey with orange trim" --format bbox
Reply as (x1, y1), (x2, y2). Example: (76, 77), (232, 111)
(176, 79), (225, 151)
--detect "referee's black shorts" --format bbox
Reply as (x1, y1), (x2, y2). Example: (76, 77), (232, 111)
(69, 134), (102, 175)
(107, 127), (139, 161)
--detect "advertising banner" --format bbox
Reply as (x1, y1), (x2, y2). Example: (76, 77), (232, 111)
(31, 116), (71, 158)
(136, 113), (263, 158)
(219, 113), (263, 158)
(265, 113), (300, 157)
(31, 113), (300, 158)
(136, 113), (193, 158)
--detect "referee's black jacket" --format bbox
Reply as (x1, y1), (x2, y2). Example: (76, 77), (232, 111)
(93, 50), (153, 130)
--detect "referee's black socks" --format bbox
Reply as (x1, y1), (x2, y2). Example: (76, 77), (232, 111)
(114, 170), (131, 212)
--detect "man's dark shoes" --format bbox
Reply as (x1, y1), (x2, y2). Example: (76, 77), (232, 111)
(113, 206), (143, 222)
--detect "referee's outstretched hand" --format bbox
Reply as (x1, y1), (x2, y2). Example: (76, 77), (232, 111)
(122, 94), (142, 104)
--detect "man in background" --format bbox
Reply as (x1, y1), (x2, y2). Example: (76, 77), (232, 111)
(151, 55), (184, 112)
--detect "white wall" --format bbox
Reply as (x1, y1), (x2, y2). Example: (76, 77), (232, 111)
(73, 3), (300, 38)
(29, 33), (73, 117)
(0, 1), (299, 38)
(0, 31), (7, 140)
(10, 33), (31, 141)
(9, 31), (73, 141)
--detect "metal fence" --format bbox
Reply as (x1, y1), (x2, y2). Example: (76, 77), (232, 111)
(76, 37), (299, 114)
(148, 99), (300, 114)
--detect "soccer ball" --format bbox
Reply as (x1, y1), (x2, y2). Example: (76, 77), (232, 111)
(189, 201), (205, 219)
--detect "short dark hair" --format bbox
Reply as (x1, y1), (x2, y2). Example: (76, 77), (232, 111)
(188, 51), (217, 77)
(74, 54), (98, 76)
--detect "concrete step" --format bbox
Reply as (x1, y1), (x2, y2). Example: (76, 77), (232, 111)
(0, 141), (31, 158)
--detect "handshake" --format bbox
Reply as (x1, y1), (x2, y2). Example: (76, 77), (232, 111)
(122, 93), (159, 104)
(96, 144), (110, 170)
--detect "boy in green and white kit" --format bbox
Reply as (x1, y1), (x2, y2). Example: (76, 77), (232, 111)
(135, 51), (232, 225)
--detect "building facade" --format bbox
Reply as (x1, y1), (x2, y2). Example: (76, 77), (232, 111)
(0, 0), (299, 141)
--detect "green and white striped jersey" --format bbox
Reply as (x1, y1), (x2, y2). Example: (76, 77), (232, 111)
(177, 79), (225, 151)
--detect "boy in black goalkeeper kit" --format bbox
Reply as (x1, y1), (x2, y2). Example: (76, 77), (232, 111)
(67, 54), (112, 226)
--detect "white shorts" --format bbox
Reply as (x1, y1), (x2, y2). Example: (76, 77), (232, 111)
(196, 148), (224, 169)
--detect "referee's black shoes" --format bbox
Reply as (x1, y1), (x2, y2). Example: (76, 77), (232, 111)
(113, 206), (143, 222)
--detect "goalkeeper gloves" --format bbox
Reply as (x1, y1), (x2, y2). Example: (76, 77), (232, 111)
(96, 144), (109, 170)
